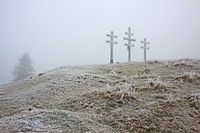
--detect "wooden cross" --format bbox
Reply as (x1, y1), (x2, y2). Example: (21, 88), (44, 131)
(123, 27), (136, 62)
(106, 31), (118, 63)
(141, 38), (150, 61)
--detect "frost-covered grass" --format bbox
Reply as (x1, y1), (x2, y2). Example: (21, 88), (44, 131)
(0, 59), (200, 132)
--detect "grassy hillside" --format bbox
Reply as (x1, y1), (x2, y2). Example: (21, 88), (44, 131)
(0, 59), (200, 132)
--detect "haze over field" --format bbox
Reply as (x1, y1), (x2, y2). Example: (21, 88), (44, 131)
(1, 0), (200, 85)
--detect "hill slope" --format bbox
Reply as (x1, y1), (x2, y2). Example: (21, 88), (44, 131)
(0, 59), (200, 132)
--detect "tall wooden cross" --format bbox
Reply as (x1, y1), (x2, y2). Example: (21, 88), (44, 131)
(141, 38), (150, 61)
(123, 27), (136, 62)
(106, 31), (118, 63)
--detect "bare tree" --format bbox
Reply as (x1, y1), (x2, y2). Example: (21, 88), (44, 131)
(13, 53), (35, 82)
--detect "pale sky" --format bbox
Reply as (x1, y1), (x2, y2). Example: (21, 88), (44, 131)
(1, 0), (200, 85)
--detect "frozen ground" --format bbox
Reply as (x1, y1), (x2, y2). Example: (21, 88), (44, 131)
(0, 59), (200, 132)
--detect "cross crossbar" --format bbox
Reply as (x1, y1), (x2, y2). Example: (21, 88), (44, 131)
(141, 41), (150, 44)
(125, 32), (134, 36)
(106, 34), (118, 38)
(106, 40), (118, 44)
(123, 37), (136, 42)
(141, 46), (150, 49)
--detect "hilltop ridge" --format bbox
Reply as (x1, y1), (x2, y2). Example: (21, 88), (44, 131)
(0, 59), (200, 132)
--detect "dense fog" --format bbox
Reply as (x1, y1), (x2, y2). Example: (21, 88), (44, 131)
(1, 0), (200, 85)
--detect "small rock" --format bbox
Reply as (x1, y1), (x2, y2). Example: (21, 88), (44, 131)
(21, 127), (32, 132)
(28, 107), (32, 111)
(83, 103), (94, 108)
(38, 73), (44, 76)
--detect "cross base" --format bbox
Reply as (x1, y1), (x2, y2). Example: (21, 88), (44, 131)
(110, 59), (114, 63)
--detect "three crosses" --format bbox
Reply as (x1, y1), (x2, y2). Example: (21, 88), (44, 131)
(106, 27), (150, 63)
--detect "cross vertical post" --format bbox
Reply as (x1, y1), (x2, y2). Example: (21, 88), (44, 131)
(141, 38), (150, 61)
(123, 27), (136, 62)
(106, 31), (118, 63)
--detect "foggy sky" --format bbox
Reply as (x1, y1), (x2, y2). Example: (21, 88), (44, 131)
(1, 0), (200, 85)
